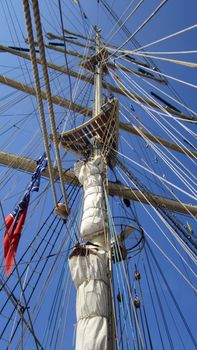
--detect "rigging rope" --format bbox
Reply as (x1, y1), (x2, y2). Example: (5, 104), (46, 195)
(127, 51), (197, 68)
(116, 159), (197, 258)
(143, 262), (165, 349)
(106, 0), (144, 44)
(147, 242), (197, 347)
(104, 187), (145, 349)
(107, 0), (168, 58)
(110, 67), (197, 163)
(145, 246), (175, 349)
(0, 181), (80, 345)
(57, 0), (73, 115)
(132, 24), (197, 53)
(134, 267), (153, 350)
(115, 165), (197, 270)
(22, 0), (58, 207)
(31, 0), (69, 213)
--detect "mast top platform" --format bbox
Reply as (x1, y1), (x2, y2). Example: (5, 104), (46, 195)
(79, 26), (108, 73)
(57, 98), (119, 167)
(51, 26), (119, 167)
(79, 47), (109, 73)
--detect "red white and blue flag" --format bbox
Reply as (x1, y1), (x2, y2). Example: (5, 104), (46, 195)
(4, 153), (47, 277)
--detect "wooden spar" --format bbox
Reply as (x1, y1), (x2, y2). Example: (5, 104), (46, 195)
(107, 62), (166, 84)
(45, 44), (84, 58)
(47, 31), (145, 65)
(0, 151), (76, 183)
(0, 63), (192, 121)
(46, 32), (95, 50)
(119, 122), (197, 158)
(0, 74), (196, 158)
(46, 32), (120, 51)
(0, 44), (166, 84)
(47, 42), (149, 70)
(108, 182), (197, 216)
(46, 42), (149, 69)
(0, 75), (92, 116)
(105, 85), (194, 121)
(1, 47), (190, 118)
(0, 44), (94, 82)
(63, 28), (95, 43)
(45, 33), (151, 69)
(0, 151), (196, 216)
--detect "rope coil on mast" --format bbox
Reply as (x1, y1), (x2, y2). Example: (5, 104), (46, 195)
(27, 0), (69, 217)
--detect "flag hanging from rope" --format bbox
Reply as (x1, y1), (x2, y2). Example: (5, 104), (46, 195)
(4, 153), (47, 277)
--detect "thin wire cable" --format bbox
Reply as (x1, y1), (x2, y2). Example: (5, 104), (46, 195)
(107, 0), (168, 58)
(116, 166), (197, 267)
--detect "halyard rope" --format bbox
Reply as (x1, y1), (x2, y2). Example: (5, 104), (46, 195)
(29, 0), (69, 212)
(23, 0), (58, 206)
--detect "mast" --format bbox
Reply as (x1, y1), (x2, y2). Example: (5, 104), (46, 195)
(94, 26), (103, 116)
(68, 26), (116, 350)
(94, 26), (115, 350)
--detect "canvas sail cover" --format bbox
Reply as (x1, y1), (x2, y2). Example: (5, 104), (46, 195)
(74, 155), (107, 241)
(69, 245), (109, 350)
(70, 154), (110, 349)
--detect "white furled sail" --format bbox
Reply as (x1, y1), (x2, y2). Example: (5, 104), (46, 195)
(69, 244), (109, 350)
(74, 154), (107, 241)
(70, 152), (110, 350)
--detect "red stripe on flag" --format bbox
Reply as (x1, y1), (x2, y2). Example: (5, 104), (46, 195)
(4, 206), (28, 277)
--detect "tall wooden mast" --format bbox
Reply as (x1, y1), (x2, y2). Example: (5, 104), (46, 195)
(94, 27), (103, 116)
(68, 26), (117, 350)
(94, 26), (115, 350)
